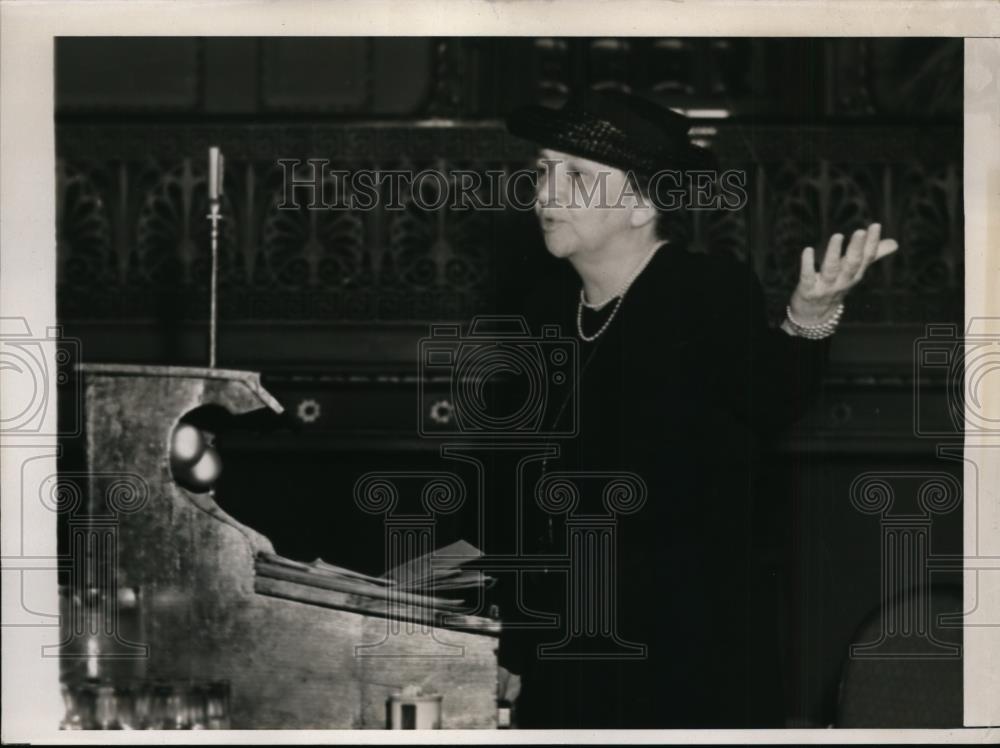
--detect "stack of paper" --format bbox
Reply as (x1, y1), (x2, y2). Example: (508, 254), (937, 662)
(255, 539), (493, 611)
(383, 539), (495, 594)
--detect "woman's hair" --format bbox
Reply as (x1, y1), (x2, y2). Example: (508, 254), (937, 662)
(628, 170), (698, 249)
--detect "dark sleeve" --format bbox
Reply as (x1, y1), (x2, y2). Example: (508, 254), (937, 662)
(705, 254), (831, 436)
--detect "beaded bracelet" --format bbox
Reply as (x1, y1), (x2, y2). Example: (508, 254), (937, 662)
(785, 302), (844, 339)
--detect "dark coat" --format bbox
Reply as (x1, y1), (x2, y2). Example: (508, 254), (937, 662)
(498, 245), (830, 728)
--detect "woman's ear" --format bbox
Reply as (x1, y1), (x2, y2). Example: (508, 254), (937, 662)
(629, 200), (658, 230)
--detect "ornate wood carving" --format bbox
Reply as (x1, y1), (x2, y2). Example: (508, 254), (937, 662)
(56, 122), (962, 327)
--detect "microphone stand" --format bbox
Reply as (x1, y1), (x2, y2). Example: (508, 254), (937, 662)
(206, 145), (223, 369)
(207, 197), (221, 369)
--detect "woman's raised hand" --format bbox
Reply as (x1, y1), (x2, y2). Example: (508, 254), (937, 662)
(789, 223), (899, 324)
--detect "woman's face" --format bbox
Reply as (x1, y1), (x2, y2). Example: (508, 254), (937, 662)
(533, 148), (637, 260)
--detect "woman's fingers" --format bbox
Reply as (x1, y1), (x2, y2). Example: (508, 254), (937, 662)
(820, 233), (844, 282)
(862, 223), (882, 265)
(799, 226), (897, 298)
(848, 223), (882, 284)
(840, 228), (867, 283)
(800, 246), (816, 283)
(873, 238), (899, 261)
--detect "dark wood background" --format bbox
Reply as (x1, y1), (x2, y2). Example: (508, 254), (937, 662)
(55, 37), (964, 727)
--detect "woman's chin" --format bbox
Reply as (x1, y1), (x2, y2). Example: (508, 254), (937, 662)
(543, 237), (578, 259)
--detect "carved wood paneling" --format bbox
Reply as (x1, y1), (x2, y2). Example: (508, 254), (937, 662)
(56, 123), (962, 327)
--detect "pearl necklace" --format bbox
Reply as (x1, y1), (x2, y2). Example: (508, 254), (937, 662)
(576, 241), (665, 342)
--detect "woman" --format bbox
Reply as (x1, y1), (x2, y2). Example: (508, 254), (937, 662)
(497, 90), (898, 728)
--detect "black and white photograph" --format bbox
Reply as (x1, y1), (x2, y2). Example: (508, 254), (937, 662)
(1, 2), (999, 742)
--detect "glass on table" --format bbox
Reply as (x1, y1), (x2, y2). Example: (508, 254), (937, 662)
(59, 684), (84, 730)
(187, 683), (208, 729)
(166, 687), (189, 729)
(95, 684), (118, 729)
(58, 585), (147, 684)
(205, 681), (231, 729)
(114, 683), (138, 730)
(60, 677), (232, 730)
(148, 683), (175, 729)
(131, 682), (152, 729)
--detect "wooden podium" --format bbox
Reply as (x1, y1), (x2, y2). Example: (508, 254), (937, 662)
(76, 364), (499, 729)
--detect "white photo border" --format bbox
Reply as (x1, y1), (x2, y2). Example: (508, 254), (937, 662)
(2, 0), (998, 742)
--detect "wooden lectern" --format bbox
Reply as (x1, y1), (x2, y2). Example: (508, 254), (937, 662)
(77, 364), (499, 729)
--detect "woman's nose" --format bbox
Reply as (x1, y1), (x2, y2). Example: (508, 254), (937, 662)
(535, 165), (564, 207)
(535, 173), (550, 206)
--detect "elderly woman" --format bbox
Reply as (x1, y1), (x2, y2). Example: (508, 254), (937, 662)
(498, 90), (898, 728)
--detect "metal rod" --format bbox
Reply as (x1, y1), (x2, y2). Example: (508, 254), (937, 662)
(208, 199), (221, 368)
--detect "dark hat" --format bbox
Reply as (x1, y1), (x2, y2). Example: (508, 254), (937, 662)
(506, 89), (717, 175)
